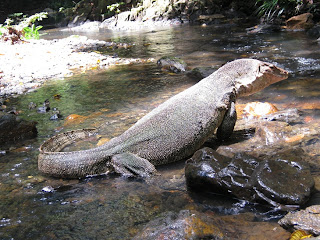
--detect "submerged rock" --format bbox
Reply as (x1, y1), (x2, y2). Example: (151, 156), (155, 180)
(279, 205), (320, 236)
(0, 112), (37, 145)
(260, 108), (301, 123)
(133, 210), (224, 240)
(37, 99), (50, 113)
(185, 147), (314, 207)
(247, 24), (282, 34)
(64, 114), (87, 126)
(49, 108), (63, 121)
(133, 209), (290, 240)
(157, 56), (187, 73)
(308, 24), (320, 38)
(197, 14), (226, 25)
(187, 67), (215, 80)
(216, 107), (316, 162)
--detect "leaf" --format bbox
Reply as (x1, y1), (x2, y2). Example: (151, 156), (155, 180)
(35, 26), (43, 31)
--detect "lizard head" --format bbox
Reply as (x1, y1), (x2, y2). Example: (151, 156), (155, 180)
(234, 59), (288, 97)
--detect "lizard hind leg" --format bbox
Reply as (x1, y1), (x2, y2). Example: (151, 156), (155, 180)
(111, 153), (157, 177)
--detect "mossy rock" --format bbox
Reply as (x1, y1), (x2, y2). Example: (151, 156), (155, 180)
(157, 56), (187, 73)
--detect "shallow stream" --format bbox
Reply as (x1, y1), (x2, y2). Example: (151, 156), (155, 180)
(1, 23), (320, 239)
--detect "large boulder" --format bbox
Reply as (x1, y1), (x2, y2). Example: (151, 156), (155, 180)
(40, 8), (68, 28)
(69, 0), (94, 26)
(0, 112), (37, 145)
(185, 147), (315, 206)
(286, 13), (314, 30)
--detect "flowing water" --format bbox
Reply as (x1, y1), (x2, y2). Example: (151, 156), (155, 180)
(1, 23), (320, 239)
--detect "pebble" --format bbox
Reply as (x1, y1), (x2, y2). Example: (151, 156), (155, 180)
(41, 186), (55, 193)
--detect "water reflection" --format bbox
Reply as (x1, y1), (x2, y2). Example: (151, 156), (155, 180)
(1, 23), (320, 239)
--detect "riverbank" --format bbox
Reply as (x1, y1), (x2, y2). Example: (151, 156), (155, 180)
(0, 35), (153, 99)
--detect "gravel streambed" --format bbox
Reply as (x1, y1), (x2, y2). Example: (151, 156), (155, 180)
(0, 35), (153, 98)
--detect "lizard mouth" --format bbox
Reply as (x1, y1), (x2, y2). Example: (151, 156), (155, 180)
(236, 66), (289, 97)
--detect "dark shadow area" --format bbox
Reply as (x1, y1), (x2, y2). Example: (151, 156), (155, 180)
(203, 127), (256, 150)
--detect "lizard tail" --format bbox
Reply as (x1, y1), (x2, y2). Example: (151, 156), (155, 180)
(39, 128), (98, 153)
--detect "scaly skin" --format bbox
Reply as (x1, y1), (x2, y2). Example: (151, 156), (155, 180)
(38, 59), (288, 178)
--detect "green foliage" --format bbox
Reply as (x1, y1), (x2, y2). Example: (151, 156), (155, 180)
(0, 12), (47, 42)
(255, 0), (304, 22)
(19, 12), (47, 40)
(107, 2), (125, 15)
(0, 26), (4, 37)
(23, 24), (43, 40)
(17, 12), (48, 30)
(6, 13), (24, 25)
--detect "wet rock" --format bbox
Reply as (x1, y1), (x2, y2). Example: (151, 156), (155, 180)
(251, 159), (314, 206)
(37, 99), (50, 113)
(286, 13), (314, 30)
(37, 106), (49, 113)
(247, 24), (282, 34)
(69, 0), (94, 26)
(242, 101), (279, 118)
(0, 112), (37, 145)
(157, 56), (187, 73)
(252, 118), (317, 146)
(307, 24), (320, 38)
(197, 14), (226, 25)
(185, 147), (314, 206)
(28, 102), (37, 110)
(41, 8), (67, 28)
(133, 210), (223, 240)
(41, 186), (56, 193)
(64, 114), (89, 126)
(66, 21), (101, 32)
(133, 210), (290, 240)
(214, 106), (320, 171)
(279, 205), (320, 236)
(254, 121), (293, 145)
(187, 67), (215, 80)
(49, 108), (63, 121)
(232, 112), (307, 151)
(261, 108), (301, 123)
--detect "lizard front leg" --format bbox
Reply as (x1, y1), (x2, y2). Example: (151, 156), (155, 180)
(216, 101), (237, 141)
